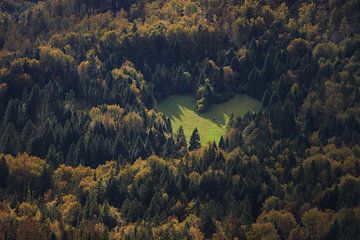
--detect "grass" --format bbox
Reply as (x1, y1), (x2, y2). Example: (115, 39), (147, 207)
(157, 94), (262, 145)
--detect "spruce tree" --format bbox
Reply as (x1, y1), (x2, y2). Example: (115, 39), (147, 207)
(175, 126), (187, 155)
(3, 98), (17, 124)
(162, 138), (174, 157)
(219, 136), (225, 150)
(0, 156), (9, 188)
(0, 123), (17, 155)
(189, 128), (201, 151)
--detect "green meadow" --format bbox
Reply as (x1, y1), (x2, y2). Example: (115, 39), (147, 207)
(157, 94), (262, 145)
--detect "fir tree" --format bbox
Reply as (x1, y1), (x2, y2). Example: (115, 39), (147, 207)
(189, 128), (201, 151)
(219, 136), (225, 150)
(175, 126), (187, 155)
(0, 156), (9, 188)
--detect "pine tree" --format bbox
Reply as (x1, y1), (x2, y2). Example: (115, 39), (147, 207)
(200, 210), (216, 238)
(75, 137), (86, 164)
(0, 156), (9, 188)
(144, 130), (156, 155)
(3, 98), (18, 124)
(47, 144), (58, 168)
(189, 128), (201, 151)
(0, 123), (17, 155)
(262, 89), (271, 108)
(227, 113), (236, 128)
(175, 126), (187, 155)
(39, 166), (51, 195)
(162, 138), (174, 157)
(132, 135), (147, 160)
(28, 85), (40, 120)
(219, 136), (225, 150)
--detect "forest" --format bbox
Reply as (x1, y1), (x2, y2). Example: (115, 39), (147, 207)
(0, 0), (360, 239)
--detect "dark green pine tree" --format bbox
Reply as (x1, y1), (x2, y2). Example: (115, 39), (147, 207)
(28, 85), (40, 120)
(189, 128), (201, 151)
(0, 156), (9, 188)
(261, 89), (271, 108)
(175, 126), (187, 155)
(47, 144), (59, 168)
(162, 137), (174, 157)
(39, 166), (52, 195)
(66, 143), (77, 166)
(0, 123), (17, 155)
(200, 210), (216, 238)
(218, 136), (225, 150)
(144, 130), (156, 155)
(227, 113), (236, 128)
(132, 135), (147, 160)
(75, 137), (86, 164)
(3, 98), (18, 124)
(21, 119), (33, 143)
(326, 219), (339, 240)
(101, 199), (117, 228)
(113, 134), (127, 159)
(50, 232), (56, 240)
(84, 191), (98, 220)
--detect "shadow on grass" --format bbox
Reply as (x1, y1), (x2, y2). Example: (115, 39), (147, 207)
(157, 94), (262, 144)
(158, 95), (227, 128)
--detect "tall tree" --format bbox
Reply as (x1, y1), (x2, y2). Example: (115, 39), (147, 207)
(175, 126), (187, 155)
(0, 156), (9, 188)
(189, 128), (201, 151)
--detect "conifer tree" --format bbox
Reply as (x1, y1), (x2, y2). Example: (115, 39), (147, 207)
(175, 126), (187, 155)
(219, 136), (225, 150)
(0, 123), (17, 155)
(0, 157), (9, 188)
(189, 128), (201, 151)
(3, 99), (18, 124)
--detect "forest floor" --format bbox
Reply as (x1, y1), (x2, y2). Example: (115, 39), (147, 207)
(157, 94), (261, 145)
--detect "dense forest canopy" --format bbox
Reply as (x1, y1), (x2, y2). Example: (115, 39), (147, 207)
(0, 0), (360, 239)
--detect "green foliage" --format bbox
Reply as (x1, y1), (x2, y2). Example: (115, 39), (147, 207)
(189, 128), (201, 151)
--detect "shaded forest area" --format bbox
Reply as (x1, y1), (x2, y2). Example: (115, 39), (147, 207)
(0, 0), (360, 239)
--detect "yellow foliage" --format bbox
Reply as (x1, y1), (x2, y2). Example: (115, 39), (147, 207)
(109, 224), (136, 240)
(10, 57), (39, 72)
(130, 80), (141, 97)
(39, 45), (74, 66)
(287, 38), (310, 57)
(313, 43), (338, 60)
(95, 161), (116, 180)
(223, 66), (235, 82)
(232, 174), (241, 186)
(301, 208), (333, 240)
(59, 195), (81, 226)
(112, 61), (143, 83)
(248, 222), (279, 240)
(89, 107), (101, 120)
(17, 202), (41, 221)
(123, 111), (144, 131)
(3, 153), (46, 177)
(134, 167), (151, 182)
(106, 105), (124, 116)
(79, 176), (96, 193)
(54, 164), (93, 193)
(78, 60), (89, 78)
(188, 171), (201, 189)
(343, 156), (358, 174)
(257, 210), (296, 239)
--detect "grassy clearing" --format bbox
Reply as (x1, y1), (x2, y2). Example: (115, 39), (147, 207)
(157, 94), (261, 145)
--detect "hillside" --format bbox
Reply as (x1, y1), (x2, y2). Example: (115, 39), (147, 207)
(0, 0), (360, 239)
